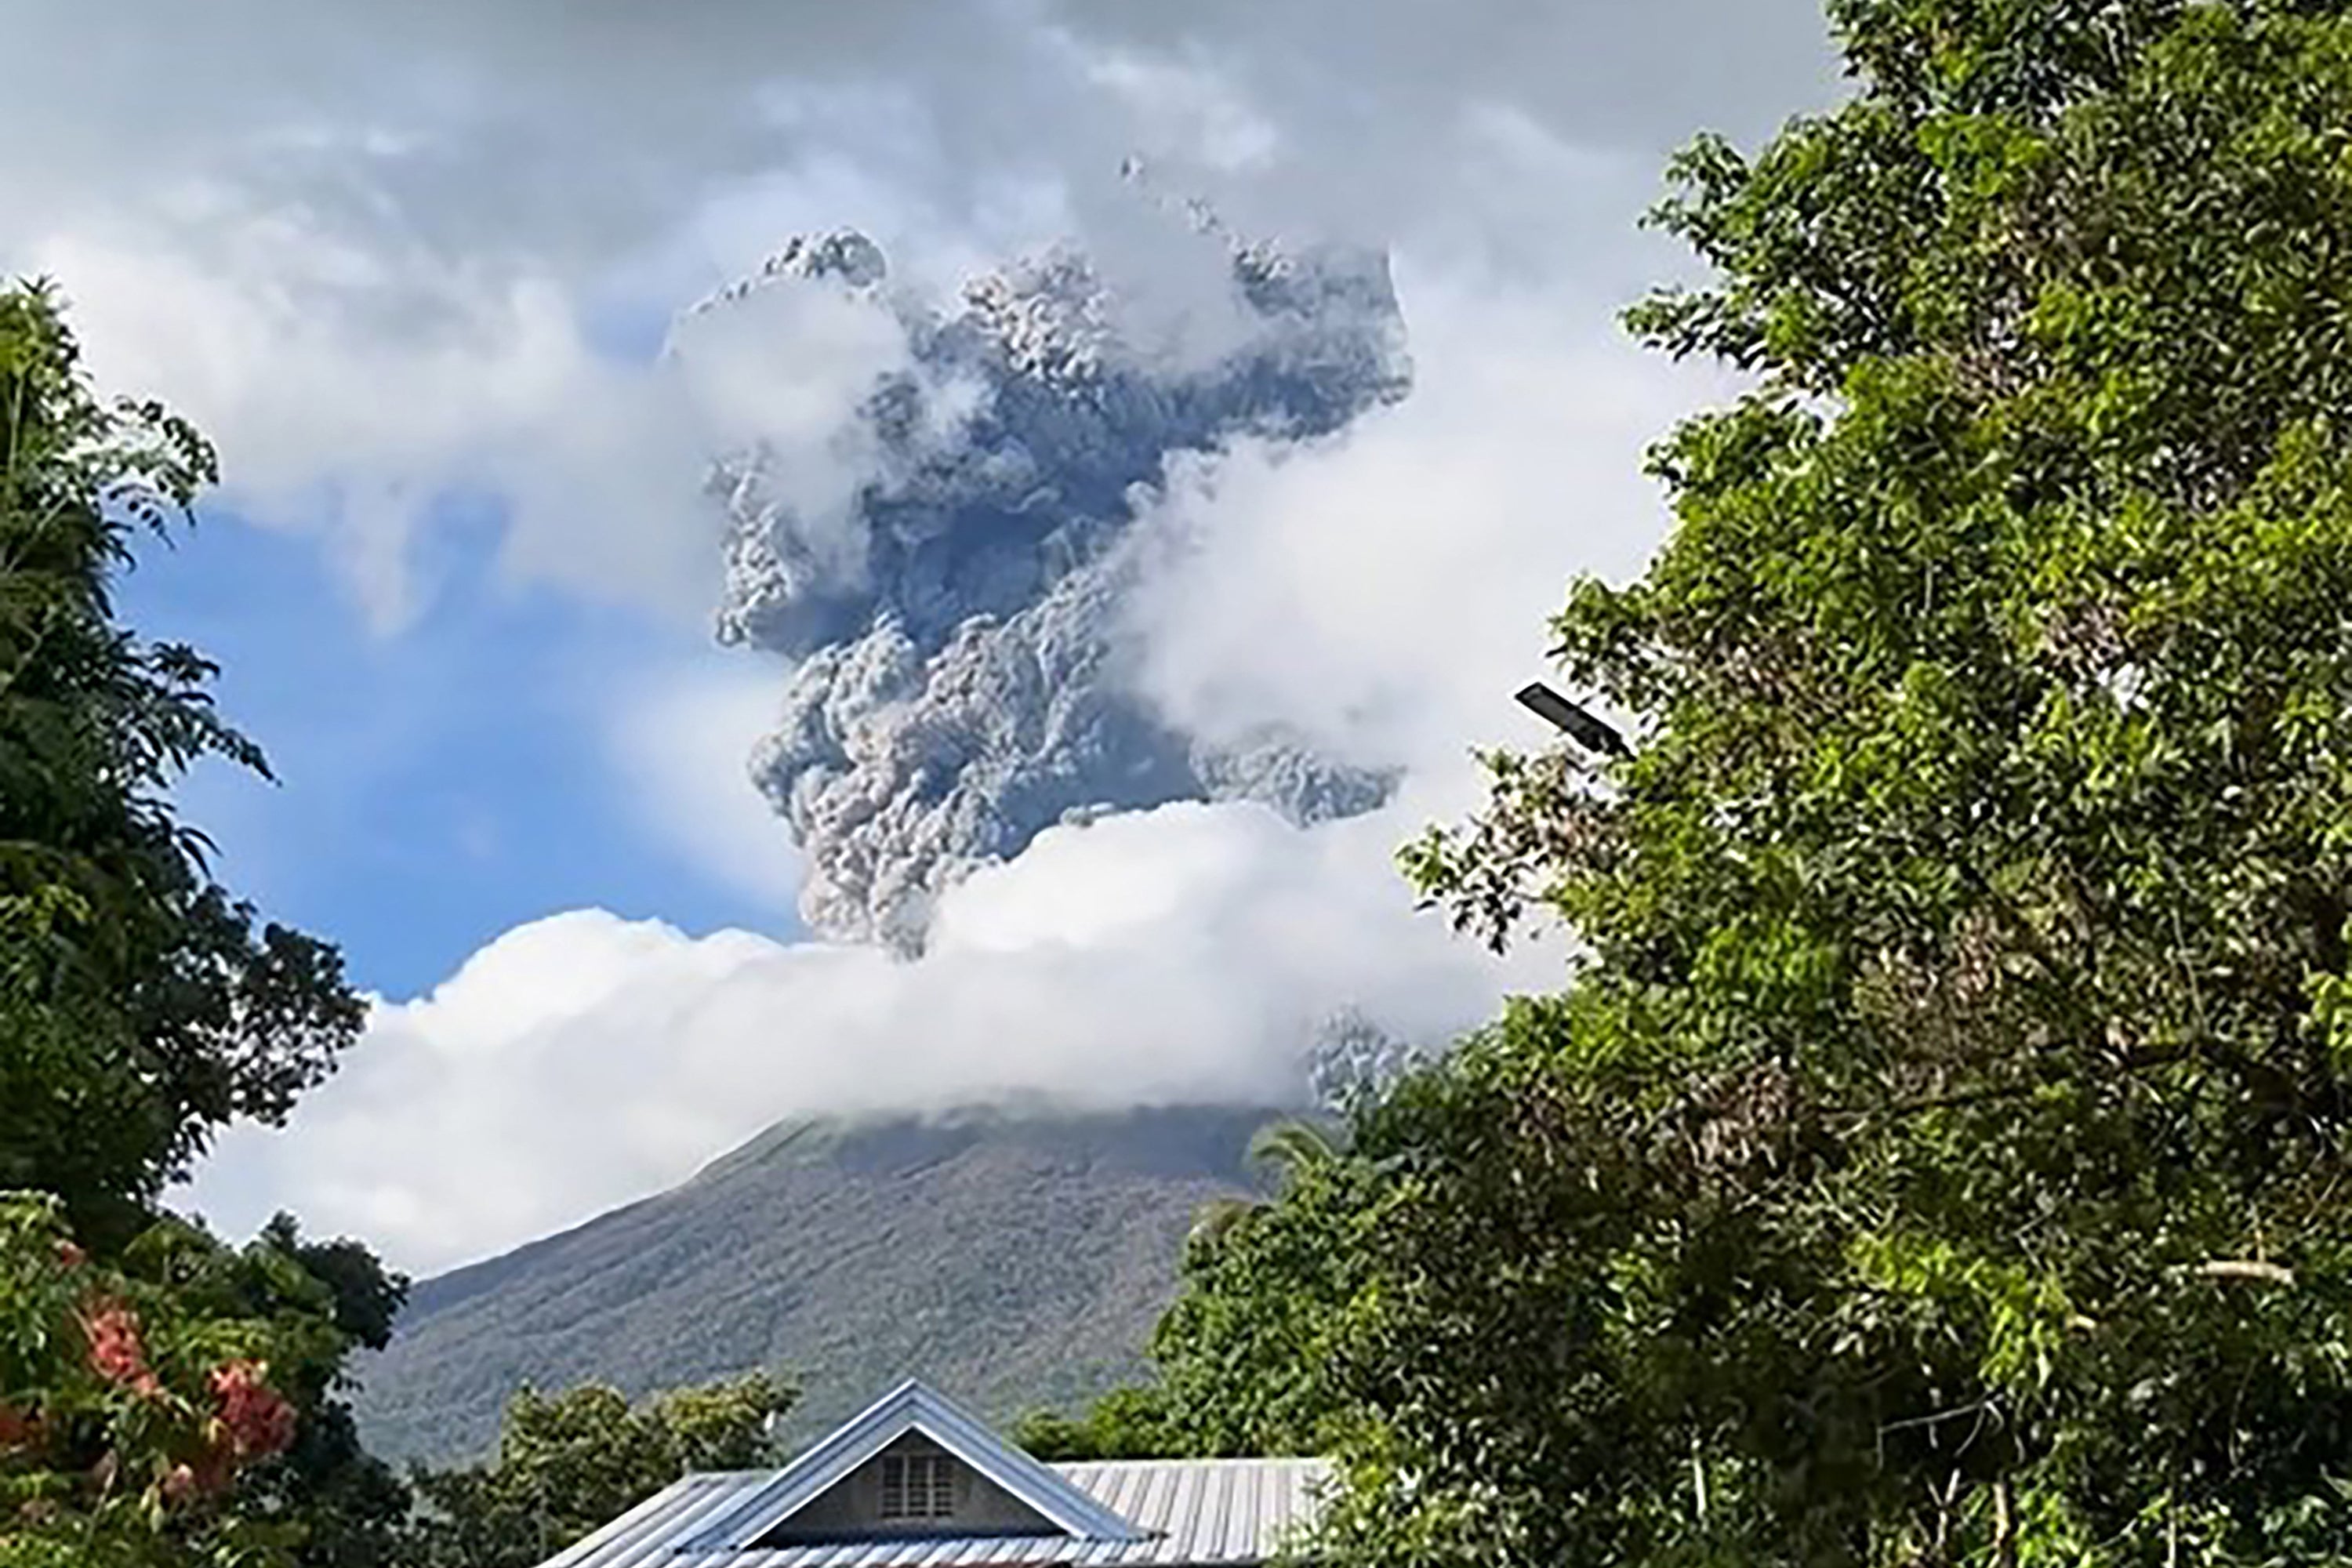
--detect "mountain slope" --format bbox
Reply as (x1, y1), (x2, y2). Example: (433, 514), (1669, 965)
(350, 1105), (1285, 1465)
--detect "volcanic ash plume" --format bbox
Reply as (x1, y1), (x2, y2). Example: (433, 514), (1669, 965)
(677, 220), (1414, 951)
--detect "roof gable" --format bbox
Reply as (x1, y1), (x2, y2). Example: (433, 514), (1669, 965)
(684, 1379), (1149, 1551)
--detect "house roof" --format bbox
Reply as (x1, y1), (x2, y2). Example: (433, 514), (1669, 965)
(535, 1377), (1330, 1567)
(681, 1378), (1147, 1548)
(542, 1456), (1334, 1567)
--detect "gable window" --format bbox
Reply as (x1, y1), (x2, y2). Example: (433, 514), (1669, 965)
(879, 1454), (958, 1520)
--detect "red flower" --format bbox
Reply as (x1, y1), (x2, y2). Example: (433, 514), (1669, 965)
(53, 1240), (85, 1272)
(208, 1360), (296, 1461)
(158, 1462), (198, 1505)
(78, 1300), (162, 1399)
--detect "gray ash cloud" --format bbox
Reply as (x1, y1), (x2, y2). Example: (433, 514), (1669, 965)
(1307, 1006), (1435, 1114)
(681, 215), (1411, 950)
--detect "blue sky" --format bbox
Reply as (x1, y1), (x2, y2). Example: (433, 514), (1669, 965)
(116, 493), (801, 1003)
(5, 0), (1840, 1272)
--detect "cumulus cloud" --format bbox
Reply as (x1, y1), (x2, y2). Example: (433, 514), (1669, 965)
(20, 198), (931, 632)
(192, 800), (1557, 1273)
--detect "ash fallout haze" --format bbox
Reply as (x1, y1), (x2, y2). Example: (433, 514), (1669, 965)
(0, 1), (1842, 1275)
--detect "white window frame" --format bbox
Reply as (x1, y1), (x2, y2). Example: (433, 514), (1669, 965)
(878, 1453), (958, 1521)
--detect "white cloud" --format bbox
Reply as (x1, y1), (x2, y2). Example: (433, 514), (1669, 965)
(0, 0), (1838, 624)
(604, 659), (806, 912)
(21, 186), (931, 632)
(1080, 48), (1283, 174)
(176, 256), (1718, 1278)
(185, 800), (1558, 1274)
(38, 0), (1849, 1272)
(1120, 263), (1738, 794)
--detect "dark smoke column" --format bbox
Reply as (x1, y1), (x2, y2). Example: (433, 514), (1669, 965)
(682, 222), (1413, 952)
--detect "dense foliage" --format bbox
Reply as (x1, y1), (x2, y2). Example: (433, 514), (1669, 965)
(0, 1199), (408, 1568)
(1055, 2), (2352, 1563)
(0, 1194), (327, 1567)
(401, 1374), (796, 1568)
(225, 1218), (410, 1568)
(0, 280), (365, 1252)
(0, 282), (405, 1565)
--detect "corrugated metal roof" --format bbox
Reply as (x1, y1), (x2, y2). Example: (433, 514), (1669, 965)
(683, 1381), (1146, 1552)
(543, 1457), (1334, 1568)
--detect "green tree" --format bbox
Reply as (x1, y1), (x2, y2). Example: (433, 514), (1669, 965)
(0, 1193), (318, 1568)
(402, 1373), (798, 1568)
(0, 1195), (414, 1568)
(1187, 1116), (1345, 1254)
(0, 278), (365, 1251)
(225, 1218), (412, 1568)
(1011, 1385), (1178, 1463)
(0, 281), (409, 1566)
(1132, 2), (2352, 1563)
